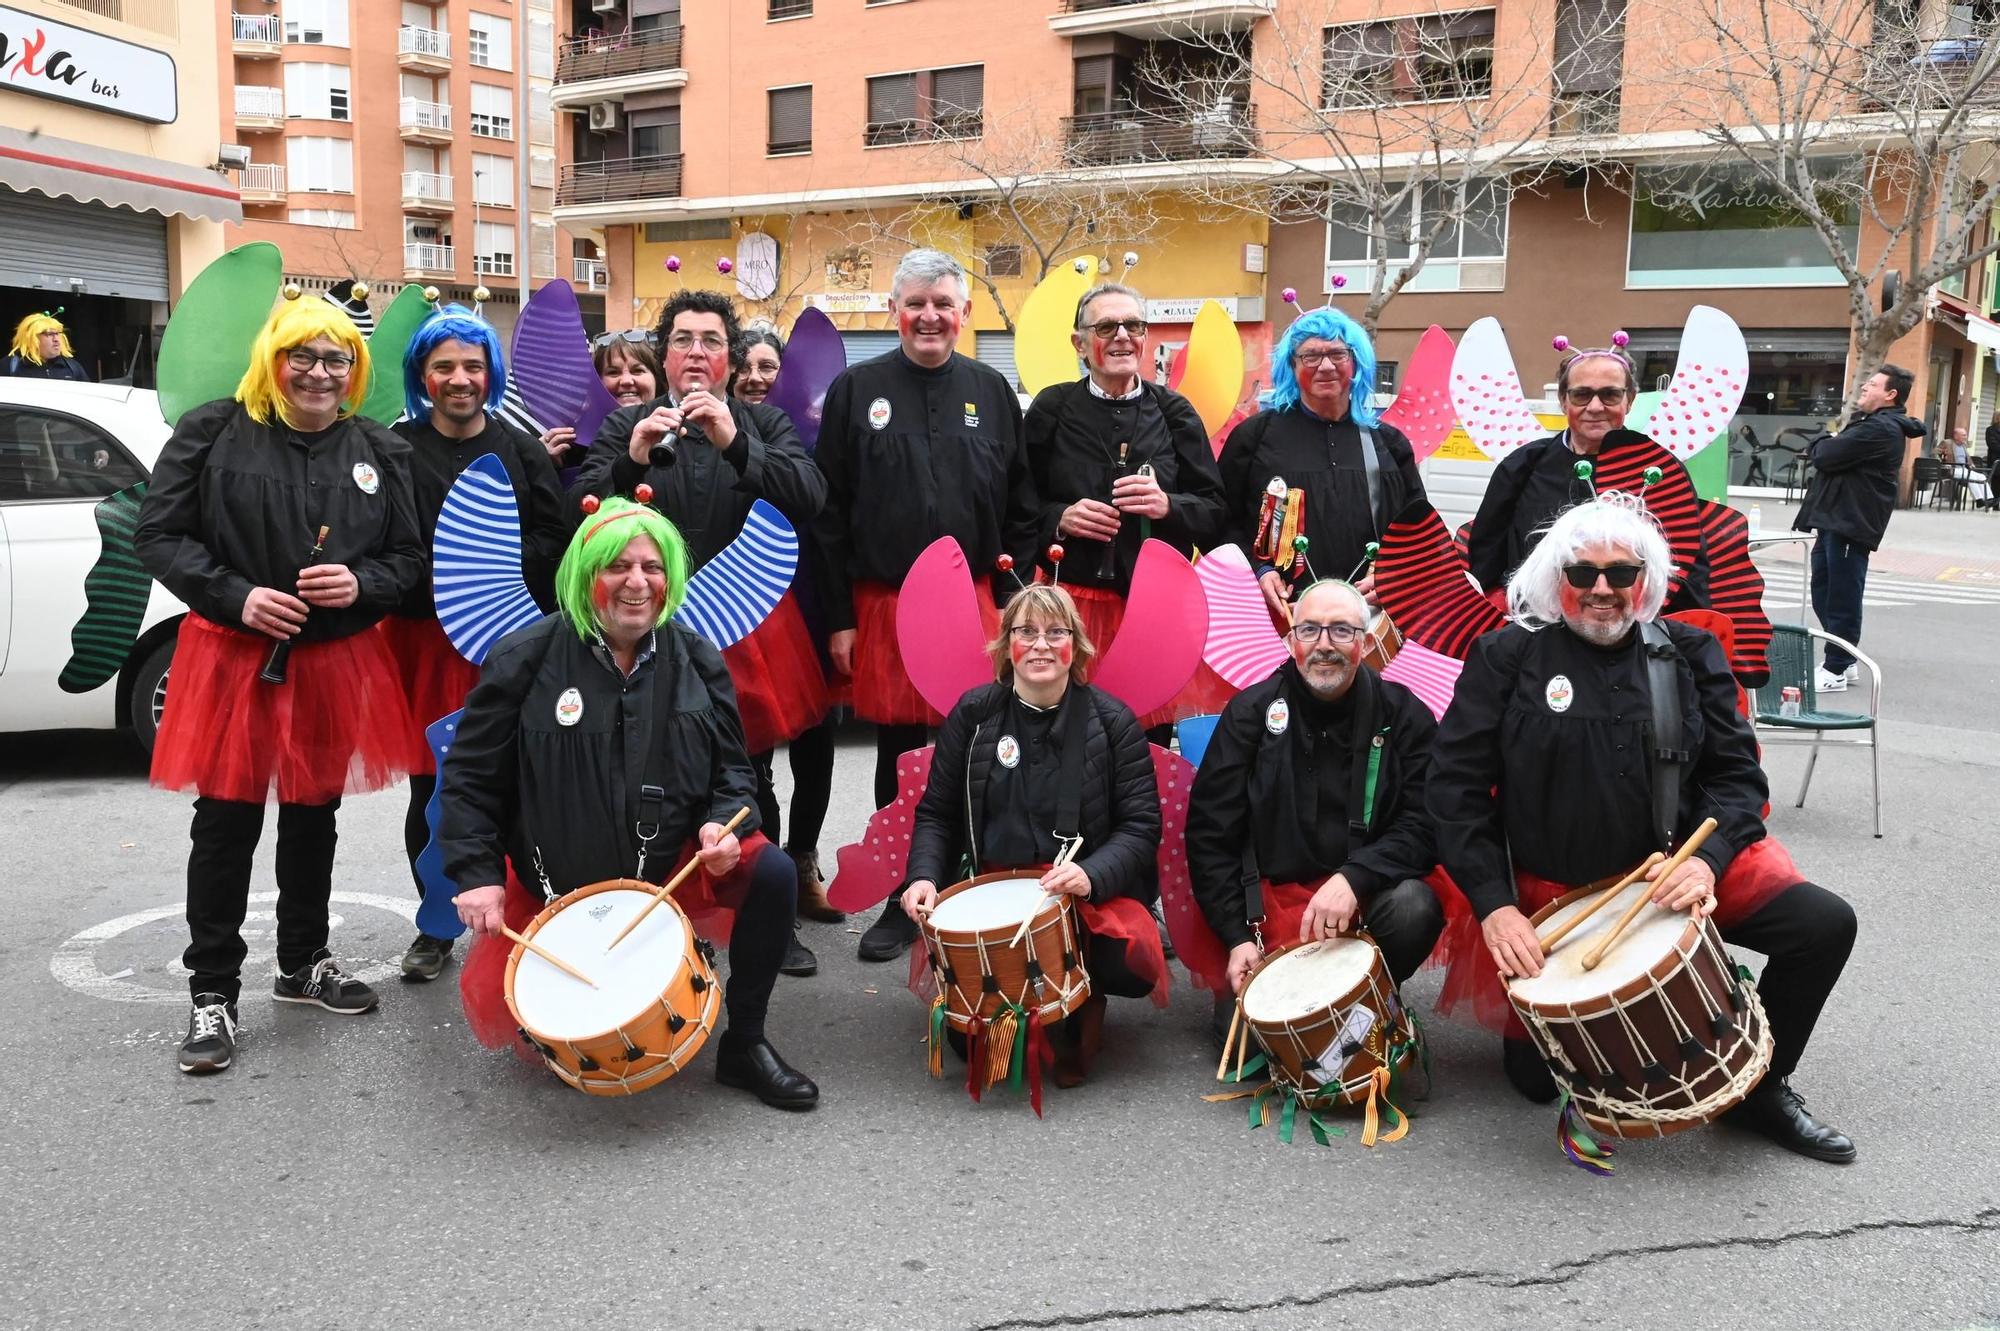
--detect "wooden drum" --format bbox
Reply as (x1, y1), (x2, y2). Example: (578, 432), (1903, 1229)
(920, 872), (1091, 1031)
(1240, 934), (1417, 1106)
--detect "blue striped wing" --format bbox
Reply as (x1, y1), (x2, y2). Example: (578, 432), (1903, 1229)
(434, 452), (544, 663)
(675, 499), (797, 649)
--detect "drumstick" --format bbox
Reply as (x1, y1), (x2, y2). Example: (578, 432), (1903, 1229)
(605, 805), (753, 951)
(1009, 840), (1082, 948)
(1538, 852), (1665, 951)
(501, 926), (597, 988)
(1581, 818), (1718, 971)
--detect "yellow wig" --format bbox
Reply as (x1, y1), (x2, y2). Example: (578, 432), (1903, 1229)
(10, 314), (71, 366)
(235, 297), (371, 427)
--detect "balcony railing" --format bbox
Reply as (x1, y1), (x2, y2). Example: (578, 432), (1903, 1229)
(231, 12), (282, 45)
(1060, 107), (1258, 166)
(404, 243), (456, 274)
(399, 97), (453, 134)
(555, 25), (683, 85)
(240, 163), (286, 198)
(1862, 38), (2000, 110)
(573, 258), (608, 288)
(399, 25), (449, 58)
(401, 171), (454, 206)
(235, 86), (285, 118)
(556, 153), (684, 206)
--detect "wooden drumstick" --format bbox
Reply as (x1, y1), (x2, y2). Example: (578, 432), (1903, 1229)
(1215, 999), (1243, 1081)
(501, 926), (597, 988)
(605, 805), (753, 951)
(1581, 818), (1719, 971)
(1538, 852), (1665, 951)
(1009, 839), (1082, 948)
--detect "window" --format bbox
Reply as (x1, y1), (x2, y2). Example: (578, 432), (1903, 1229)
(468, 12), (511, 70)
(768, 85), (812, 154)
(1324, 178), (1509, 291)
(288, 207), (358, 228)
(1322, 9), (1494, 107)
(769, 0), (811, 17)
(644, 219), (730, 243)
(984, 243), (1022, 278)
(282, 0), (349, 46)
(0, 408), (146, 503)
(475, 221), (516, 277)
(283, 62), (351, 121)
(866, 64), (983, 145)
(1628, 160), (1860, 288)
(473, 153), (514, 205)
(470, 82), (514, 139)
(286, 135), (355, 192)
(527, 15), (553, 79)
(631, 107), (680, 159)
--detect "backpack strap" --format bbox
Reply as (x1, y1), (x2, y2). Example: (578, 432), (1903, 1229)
(1638, 619), (1689, 849)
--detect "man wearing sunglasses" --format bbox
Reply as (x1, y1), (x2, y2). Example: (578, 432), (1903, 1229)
(1185, 580), (1445, 1038)
(1022, 283), (1227, 727)
(1429, 497), (1857, 1163)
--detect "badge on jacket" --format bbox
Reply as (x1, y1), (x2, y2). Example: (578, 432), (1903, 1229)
(963, 401), (980, 428)
(352, 461), (380, 494)
(556, 687), (584, 726)
(868, 397), (892, 431)
(996, 734), (1020, 768)
(1265, 698), (1290, 735)
(1545, 674), (1574, 713)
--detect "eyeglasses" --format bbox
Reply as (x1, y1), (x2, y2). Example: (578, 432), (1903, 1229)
(1085, 319), (1149, 340)
(1561, 562), (1645, 589)
(591, 329), (652, 350)
(1563, 385), (1630, 406)
(666, 331), (730, 353)
(285, 348), (356, 377)
(1295, 347), (1354, 367)
(1291, 622), (1365, 645)
(1009, 625), (1073, 645)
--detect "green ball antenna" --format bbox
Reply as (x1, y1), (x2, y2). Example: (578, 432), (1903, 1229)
(1574, 460), (1595, 481)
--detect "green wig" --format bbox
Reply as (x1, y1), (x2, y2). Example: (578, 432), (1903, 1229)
(554, 497), (690, 640)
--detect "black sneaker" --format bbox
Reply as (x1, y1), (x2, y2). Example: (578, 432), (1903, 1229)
(180, 994), (239, 1075)
(273, 950), (379, 1014)
(857, 896), (918, 962)
(780, 926), (819, 977)
(400, 933), (453, 982)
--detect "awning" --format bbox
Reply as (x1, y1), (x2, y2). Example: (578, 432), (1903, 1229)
(0, 125), (241, 225)
(1968, 313), (2000, 352)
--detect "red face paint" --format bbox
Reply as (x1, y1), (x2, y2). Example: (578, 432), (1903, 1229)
(1558, 581), (1586, 618)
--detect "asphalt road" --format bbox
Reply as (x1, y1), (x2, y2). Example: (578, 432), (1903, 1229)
(3, 511), (1998, 1331)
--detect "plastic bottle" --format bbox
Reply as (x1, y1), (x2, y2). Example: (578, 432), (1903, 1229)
(1749, 502), (1763, 536)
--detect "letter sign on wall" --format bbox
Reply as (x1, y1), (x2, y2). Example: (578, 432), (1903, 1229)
(0, 4), (178, 124)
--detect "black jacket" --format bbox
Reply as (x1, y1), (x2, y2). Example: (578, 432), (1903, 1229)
(1427, 619), (1768, 920)
(3, 354), (90, 380)
(1023, 378), (1226, 593)
(392, 414), (568, 616)
(813, 349), (1038, 630)
(905, 682), (1160, 906)
(1219, 407), (1424, 589)
(134, 399), (425, 642)
(438, 615), (761, 897)
(1793, 407), (1924, 550)
(574, 394), (825, 571)
(1186, 663), (1437, 948)
(1985, 422), (2000, 465)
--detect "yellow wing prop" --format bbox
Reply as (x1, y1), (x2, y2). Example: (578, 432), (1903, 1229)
(1013, 259), (1095, 396)
(1179, 300), (1245, 436)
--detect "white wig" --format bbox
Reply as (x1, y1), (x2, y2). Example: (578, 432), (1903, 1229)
(1507, 492), (1672, 628)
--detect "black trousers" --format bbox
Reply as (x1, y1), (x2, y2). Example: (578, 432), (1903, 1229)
(874, 723), (929, 809)
(184, 795), (341, 1004)
(402, 771), (437, 899)
(1365, 877), (1448, 984)
(1721, 880), (1855, 1080)
(746, 720), (839, 857)
(718, 845), (799, 1043)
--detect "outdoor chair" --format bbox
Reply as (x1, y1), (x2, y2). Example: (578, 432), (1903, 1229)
(1751, 624), (1881, 837)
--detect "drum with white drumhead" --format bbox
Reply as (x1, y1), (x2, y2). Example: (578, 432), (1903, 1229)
(921, 872), (1091, 1030)
(1240, 934), (1417, 1105)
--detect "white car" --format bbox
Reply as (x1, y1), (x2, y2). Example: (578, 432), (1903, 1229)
(0, 379), (187, 750)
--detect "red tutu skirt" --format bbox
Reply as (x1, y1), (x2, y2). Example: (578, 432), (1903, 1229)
(1174, 878), (1453, 993)
(905, 889), (1171, 1007)
(459, 832), (777, 1050)
(1065, 585), (1237, 728)
(721, 592), (831, 754)
(849, 581), (999, 727)
(151, 614), (421, 805)
(1431, 837), (1805, 1035)
(379, 614), (483, 771)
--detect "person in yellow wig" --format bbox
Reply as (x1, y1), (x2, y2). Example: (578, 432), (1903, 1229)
(4, 312), (91, 380)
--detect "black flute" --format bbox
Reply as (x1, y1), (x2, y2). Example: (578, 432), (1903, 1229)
(259, 524), (329, 685)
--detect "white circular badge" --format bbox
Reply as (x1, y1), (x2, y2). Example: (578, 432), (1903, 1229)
(352, 461), (380, 494)
(996, 734), (1020, 769)
(1265, 698), (1290, 735)
(555, 687), (584, 726)
(1545, 674), (1574, 713)
(867, 397), (893, 431)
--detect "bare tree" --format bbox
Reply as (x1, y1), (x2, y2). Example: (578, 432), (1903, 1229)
(1633, 0), (2000, 402)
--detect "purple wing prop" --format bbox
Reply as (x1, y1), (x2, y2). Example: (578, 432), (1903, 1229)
(763, 307), (845, 453)
(511, 280), (621, 449)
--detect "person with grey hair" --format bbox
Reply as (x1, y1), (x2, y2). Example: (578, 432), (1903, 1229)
(812, 247), (1041, 962)
(1022, 281), (1225, 727)
(1429, 495), (1858, 1163)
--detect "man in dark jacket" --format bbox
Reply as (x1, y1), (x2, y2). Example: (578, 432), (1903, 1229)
(1792, 363), (1922, 691)
(1185, 580), (1444, 1034)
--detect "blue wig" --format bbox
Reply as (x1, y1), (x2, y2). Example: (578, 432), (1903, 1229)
(403, 304), (508, 422)
(1261, 306), (1380, 427)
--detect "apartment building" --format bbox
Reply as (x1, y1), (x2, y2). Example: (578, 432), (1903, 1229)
(1, 0), (236, 382)
(219, 0), (595, 336)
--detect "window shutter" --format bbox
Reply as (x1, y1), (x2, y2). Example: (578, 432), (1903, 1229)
(1554, 0), (1624, 92)
(869, 73), (917, 125)
(930, 64), (984, 117)
(769, 86), (812, 151)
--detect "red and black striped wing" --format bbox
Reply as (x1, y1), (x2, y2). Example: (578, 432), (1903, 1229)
(1696, 500), (1772, 684)
(1374, 502), (1506, 660)
(1589, 441), (1703, 600)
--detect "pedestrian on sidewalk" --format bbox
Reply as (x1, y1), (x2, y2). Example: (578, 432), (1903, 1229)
(1791, 363), (1924, 692)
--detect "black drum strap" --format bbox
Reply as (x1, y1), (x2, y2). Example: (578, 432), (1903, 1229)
(1639, 619), (1688, 850)
(1052, 688), (1090, 855)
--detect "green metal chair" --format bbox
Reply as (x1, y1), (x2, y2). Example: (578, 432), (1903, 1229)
(1751, 624), (1881, 837)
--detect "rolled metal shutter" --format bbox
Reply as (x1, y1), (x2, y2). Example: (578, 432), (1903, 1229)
(840, 331), (900, 365)
(974, 330), (1019, 391)
(0, 189), (170, 301)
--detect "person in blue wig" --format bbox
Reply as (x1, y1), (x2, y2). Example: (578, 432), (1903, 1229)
(386, 302), (569, 983)
(1218, 306), (1426, 622)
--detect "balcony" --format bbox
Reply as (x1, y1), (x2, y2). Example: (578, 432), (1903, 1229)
(234, 85), (285, 130)
(231, 11), (283, 57)
(1861, 38), (2000, 111)
(1061, 106), (1258, 166)
(551, 25), (687, 107)
(239, 163), (286, 204)
(573, 257), (608, 289)
(398, 25), (451, 72)
(1048, 0), (1273, 41)
(401, 171), (455, 213)
(556, 153), (683, 206)
(399, 97), (453, 143)
(404, 243), (457, 279)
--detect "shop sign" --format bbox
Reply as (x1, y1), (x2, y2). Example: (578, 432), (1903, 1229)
(0, 4), (177, 124)
(804, 291), (891, 313)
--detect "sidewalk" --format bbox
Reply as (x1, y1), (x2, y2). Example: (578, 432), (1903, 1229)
(1738, 499), (2000, 583)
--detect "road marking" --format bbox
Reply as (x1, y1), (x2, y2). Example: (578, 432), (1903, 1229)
(1757, 568), (2000, 607)
(51, 891), (417, 1005)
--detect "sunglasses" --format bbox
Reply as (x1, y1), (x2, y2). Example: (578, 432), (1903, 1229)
(1561, 562), (1644, 589)
(1084, 319), (1148, 339)
(591, 329), (653, 350)
(1563, 385), (1630, 406)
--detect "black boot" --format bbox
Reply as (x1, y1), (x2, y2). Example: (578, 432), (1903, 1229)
(715, 1033), (819, 1110)
(780, 926), (818, 978)
(1502, 1037), (1558, 1104)
(857, 896), (918, 962)
(1726, 1078), (1856, 1163)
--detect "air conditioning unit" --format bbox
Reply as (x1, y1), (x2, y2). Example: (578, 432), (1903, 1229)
(590, 0), (621, 13)
(588, 101), (621, 132)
